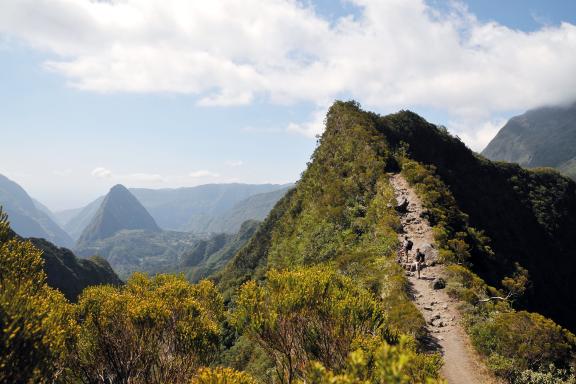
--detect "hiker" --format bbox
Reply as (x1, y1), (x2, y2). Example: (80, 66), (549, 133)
(414, 248), (425, 279)
(395, 198), (409, 214)
(402, 236), (413, 263)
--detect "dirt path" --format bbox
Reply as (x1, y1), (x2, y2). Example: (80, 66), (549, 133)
(389, 174), (497, 384)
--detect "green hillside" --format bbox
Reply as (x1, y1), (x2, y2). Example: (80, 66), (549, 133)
(219, 101), (576, 331)
(75, 229), (200, 279)
(30, 238), (122, 300)
(1, 219), (121, 301)
(180, 220), (260, 281)
(215, 101), (576, 381)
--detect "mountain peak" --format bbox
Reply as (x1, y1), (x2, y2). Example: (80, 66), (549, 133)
(77, 184), (160, 245)
(110, 184), (129, 193)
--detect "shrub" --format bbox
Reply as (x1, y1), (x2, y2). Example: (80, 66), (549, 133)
(68, 274), (224, 384)
(0, 208), (75, 383)
(231, 265), (388, 383)
(470, 311), (576, 378)
(305, 337), (443, 384)
(191, 367), (258, 384)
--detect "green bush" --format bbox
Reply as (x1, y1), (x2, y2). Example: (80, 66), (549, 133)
(470, 311), (576, 379)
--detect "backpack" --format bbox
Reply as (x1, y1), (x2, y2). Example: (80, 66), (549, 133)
(416, 251), (425, 262)
(406, 240), (413, 251)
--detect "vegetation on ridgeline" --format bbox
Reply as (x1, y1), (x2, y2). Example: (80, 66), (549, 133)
(3, 101), (576, 383)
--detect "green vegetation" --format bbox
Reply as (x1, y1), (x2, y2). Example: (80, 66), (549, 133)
(4, 100), (576, 383)
(231, 266), (441, 383)
(181, 220), (260, 282)
(0, 208), (75, 383)
(75, 228), (201, 279)
(30, 237), (122, 301)
(396, 144), (576, 382)
(67, 274), (223, 383)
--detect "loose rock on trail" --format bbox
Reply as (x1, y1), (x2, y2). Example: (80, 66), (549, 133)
(389, 173), (498, 384)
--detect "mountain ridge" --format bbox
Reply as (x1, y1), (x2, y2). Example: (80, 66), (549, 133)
(0, 174), (73, 247)
(482, 102), (576, 179)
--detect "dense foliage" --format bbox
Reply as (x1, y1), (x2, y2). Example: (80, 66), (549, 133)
(0, 209), (75, 383)
(378, 110), (576, 331)
(67, 274), (223, 384)
(396, 140), (576, 381)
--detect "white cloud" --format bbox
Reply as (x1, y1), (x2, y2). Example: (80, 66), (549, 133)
(1, 0), (576, 145)
(449, 118), (508, 152)
(91, 167), (112, 179)
(90, 167), (164, 183)
(189, 170), (220, 178)
(225, 160), (244, 167)
(287, 108), (326, 138)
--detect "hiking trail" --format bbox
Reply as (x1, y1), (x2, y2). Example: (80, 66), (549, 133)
(389, 173), (499, 384)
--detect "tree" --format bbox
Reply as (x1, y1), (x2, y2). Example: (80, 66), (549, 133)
(191, 367), (257, 384)
(68, 274), (224, 384)
(0, 208), (75, 383)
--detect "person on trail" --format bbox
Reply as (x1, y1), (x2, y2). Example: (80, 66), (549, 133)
(415, 248), (425, 279)
(402, 236), (413, 263)
(395, 198), (409, 214)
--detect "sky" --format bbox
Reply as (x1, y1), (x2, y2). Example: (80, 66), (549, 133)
(1, 0), (575, 211)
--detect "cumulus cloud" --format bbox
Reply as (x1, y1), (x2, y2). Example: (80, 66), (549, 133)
(91, 167), (112, 179)
(1, 0), (576, 144)
(90, 167), (164, 183)
(287, 108), (326, 138)
(189, 170), (220, 178)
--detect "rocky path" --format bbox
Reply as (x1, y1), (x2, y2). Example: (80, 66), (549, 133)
(389, 174), (497, 384)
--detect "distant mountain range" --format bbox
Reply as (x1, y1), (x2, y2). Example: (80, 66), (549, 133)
(482, 102), (576, 179)
(73, 184), (267, 279)
(0, 174), (73, 247)
(57, 183), (291, 240)
(0, 175), (288, 281)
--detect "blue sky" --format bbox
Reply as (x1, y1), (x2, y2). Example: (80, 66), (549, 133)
(1, 0), (575, 210)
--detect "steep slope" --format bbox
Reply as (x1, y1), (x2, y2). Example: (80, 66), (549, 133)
(131, 183), (290, 232)
(30, 238), (122, 301)
(378, 110), (576, 331)
(1, 224), (121, 301)
(0, 174), (73, 247)
(57, 196), (105, 240)
(218, 101), (576, 329)
(482, 102), (576, 179)
(77, 185), (160, 245)
(203, 187), (291, 233)
(180, 220), (260, 281)
(213, 102), (576, 382)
